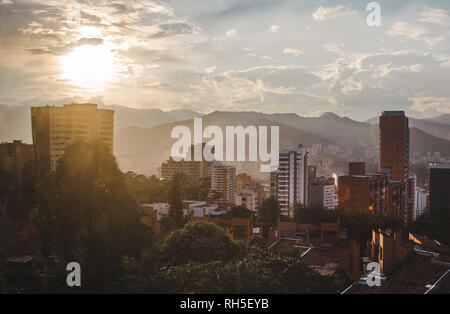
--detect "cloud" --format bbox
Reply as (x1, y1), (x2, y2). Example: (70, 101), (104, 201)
(409, 96), (450, 113)
(283, 48), (304, 56)
(387, 9), (450, 47)
(76, 38), (104, 46)
(323, 43), (345, 55)
(198, 65), (322, 111)
(149, 22), (196, 39)
(226, 28), (237, 37)
(419, 8), (450, 26)
(270, 25), (280, 33)
(1, 0), (449, 120)
(387, 21), (445, 46)
(312, 6), (352, 21)
(314, 49), (450, 117)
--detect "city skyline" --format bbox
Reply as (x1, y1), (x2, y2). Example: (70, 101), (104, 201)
(0, 0), (449, 121)
(0, 0), (449, 297)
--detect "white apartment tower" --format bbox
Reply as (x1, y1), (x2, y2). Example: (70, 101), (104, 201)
(210, 161), (236, 205)
(271, 144), (308, 217)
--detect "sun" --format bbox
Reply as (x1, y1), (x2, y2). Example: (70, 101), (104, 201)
(59, 44), (116, 89)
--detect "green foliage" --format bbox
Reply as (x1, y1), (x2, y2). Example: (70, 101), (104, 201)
(159, 244), (341, 294)
(168, 173), (185, 229)
(34, 140), (152, 291)
(407, 214), (450, 245)
(230, 205), (253, 218)
(160, 221), (246, 265)
(293, 203), (395, 253)
(124, 172), (166, 204)
(294, 203), (339, 224)
(209, 190), (224, 203)
(0, 160), (36, 222)
(124, 172), (211, 205)
(184, 177), (210, 201)
(336, 207), (396, 253)
(257, 197), (280, 234)
(0, 262), (42, 293)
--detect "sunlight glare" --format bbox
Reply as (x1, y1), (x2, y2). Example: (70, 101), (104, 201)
(59, 44), (116, 89)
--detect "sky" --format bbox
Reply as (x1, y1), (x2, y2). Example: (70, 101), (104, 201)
(0, 0), (449, 121)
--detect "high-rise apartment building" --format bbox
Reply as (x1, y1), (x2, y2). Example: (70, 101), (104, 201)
(379, 111), (409, 181)
(415, 187), (428, 218)
(428, 163), (450, 221)
(407, 173), (417, 222)
(308, 175), (338, 210)
(235, 188), (258, 212)
(379, 111), (411, 226)
(31, 103), (114, 178)
(270, 144), (308, 217)
(161, 144), (212, 182)
(210, 161), (236, 205)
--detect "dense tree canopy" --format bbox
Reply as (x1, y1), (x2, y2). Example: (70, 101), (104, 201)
(34, 140), (152, 292)
(0, 161), (36, 222)
(160, 221), (246, 265)
(111, 243), (346, 294)
(407, 214), (450, 246)
(257, 197), (280, 233)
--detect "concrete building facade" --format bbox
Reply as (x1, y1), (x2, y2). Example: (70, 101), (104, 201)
(210, 161), (236, 205)
(31, 103), (114, 178)
(271, 144), (308, 217)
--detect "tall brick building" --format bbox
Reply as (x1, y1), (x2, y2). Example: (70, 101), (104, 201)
(379, 111), (412, 226)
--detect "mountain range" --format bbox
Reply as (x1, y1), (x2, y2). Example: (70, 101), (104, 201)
(1, 104), (450, 176)
(365, 116), (450, 141)
(115, 111), (450, 175)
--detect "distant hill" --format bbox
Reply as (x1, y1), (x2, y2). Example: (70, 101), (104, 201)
(115, 111), (333, 175)
(424, 114), (450, 126)
(115, 111), (450, 175)
(410, 127), (450, 156)
(101, 105), (202, 130)
(2, 105), (450, 176)
(267, 112), (378, 148)
(365, 115), (450, 141)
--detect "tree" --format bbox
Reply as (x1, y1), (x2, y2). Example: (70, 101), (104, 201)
(160, 243), (342, 294)
(34, 140), (152, 292)
(160, 221), (246, 265)
(407, 213), (450, 246)
(231, 205), (253, 218)
(257, 197), (280, 233)
(168, 173), (185, 229)
(183, 177), (210, 201)
(294, 203), (338, 224)
(336, 207), (395, 252)
(0, 161), (36, 222)
(209, 190), (224, 203)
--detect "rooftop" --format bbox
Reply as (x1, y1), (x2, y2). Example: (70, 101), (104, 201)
(349, 252), (450, 294)
(381, 111), (405, 116)
(430, 163), (450, 169)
